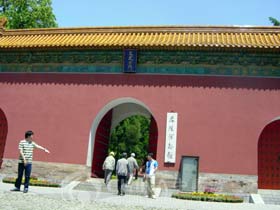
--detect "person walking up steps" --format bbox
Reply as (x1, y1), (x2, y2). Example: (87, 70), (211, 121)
(102, 151), (115, 186)
(116, 152), (129, 196)
(127, 153), (139, 185)
(11, 130), (50, 193)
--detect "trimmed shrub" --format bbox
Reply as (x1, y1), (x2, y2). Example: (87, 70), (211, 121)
(2, 177), (60, 188)
(172, 192), (243, 203)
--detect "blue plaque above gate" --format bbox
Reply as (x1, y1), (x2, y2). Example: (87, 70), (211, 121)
(123, 49), (137, 73)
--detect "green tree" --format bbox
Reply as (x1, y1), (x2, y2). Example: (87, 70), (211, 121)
(269, 17), (280, 26)
(0, 0), (57, 29)
(109, 115), (151, 165)
(0, 0), (10, 13)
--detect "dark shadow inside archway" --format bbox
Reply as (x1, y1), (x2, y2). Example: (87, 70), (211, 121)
(91, 103), (158, 178)
(258, 119), (280, 189)
(0, 108), (8, 169)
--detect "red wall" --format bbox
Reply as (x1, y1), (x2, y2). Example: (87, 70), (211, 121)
(0, 73), (279, 175)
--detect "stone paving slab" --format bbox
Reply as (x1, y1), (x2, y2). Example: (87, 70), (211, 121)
(1, 177), (280, 210)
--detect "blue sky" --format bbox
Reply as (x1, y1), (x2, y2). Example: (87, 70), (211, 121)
(52, 0), (279, 27)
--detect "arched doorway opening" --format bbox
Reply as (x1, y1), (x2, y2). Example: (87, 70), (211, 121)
(0, 108), (8, 169)
(109, 115), (154, 167)
(258, 119), (280, 189)
(87, 98), (158, 178)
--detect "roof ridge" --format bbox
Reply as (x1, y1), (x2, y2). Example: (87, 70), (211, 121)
(2, 25), (280, 36)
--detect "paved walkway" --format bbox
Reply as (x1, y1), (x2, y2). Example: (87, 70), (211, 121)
(0, 179), (280, 210)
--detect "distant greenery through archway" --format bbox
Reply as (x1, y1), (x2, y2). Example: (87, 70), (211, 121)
(109, 115), (151, 165)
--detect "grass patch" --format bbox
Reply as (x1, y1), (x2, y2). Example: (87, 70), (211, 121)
(172, 192), (243, 203)
(2, 176), (61, 188)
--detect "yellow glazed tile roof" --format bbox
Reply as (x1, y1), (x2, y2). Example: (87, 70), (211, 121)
(0, 25), (280, 51)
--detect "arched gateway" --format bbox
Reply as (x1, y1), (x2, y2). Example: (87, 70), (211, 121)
(86, 98), (158, 177)
(1, 21), (280, 193)
(258, 119), (280, 189)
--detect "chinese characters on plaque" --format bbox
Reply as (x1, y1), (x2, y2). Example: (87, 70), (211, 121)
(164, 112), (178, 163)
(123, 49), (137, 73)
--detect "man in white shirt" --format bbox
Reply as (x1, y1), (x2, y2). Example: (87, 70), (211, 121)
(144, 153), (158, 199)
(102, 151), (115, 186)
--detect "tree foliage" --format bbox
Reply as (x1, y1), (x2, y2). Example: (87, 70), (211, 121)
(0, 0), (58, 29)
(109, 115), (151, 165)
(269, 17), (280, 26)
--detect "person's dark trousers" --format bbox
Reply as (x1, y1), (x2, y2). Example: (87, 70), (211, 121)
(117, 175), (127, 195)
(15, 163), (32, 190)
(135, 169), (138, 180)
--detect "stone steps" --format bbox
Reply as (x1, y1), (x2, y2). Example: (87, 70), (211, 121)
(73, 177), (161, 197)
(258, 189), (280, 205)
